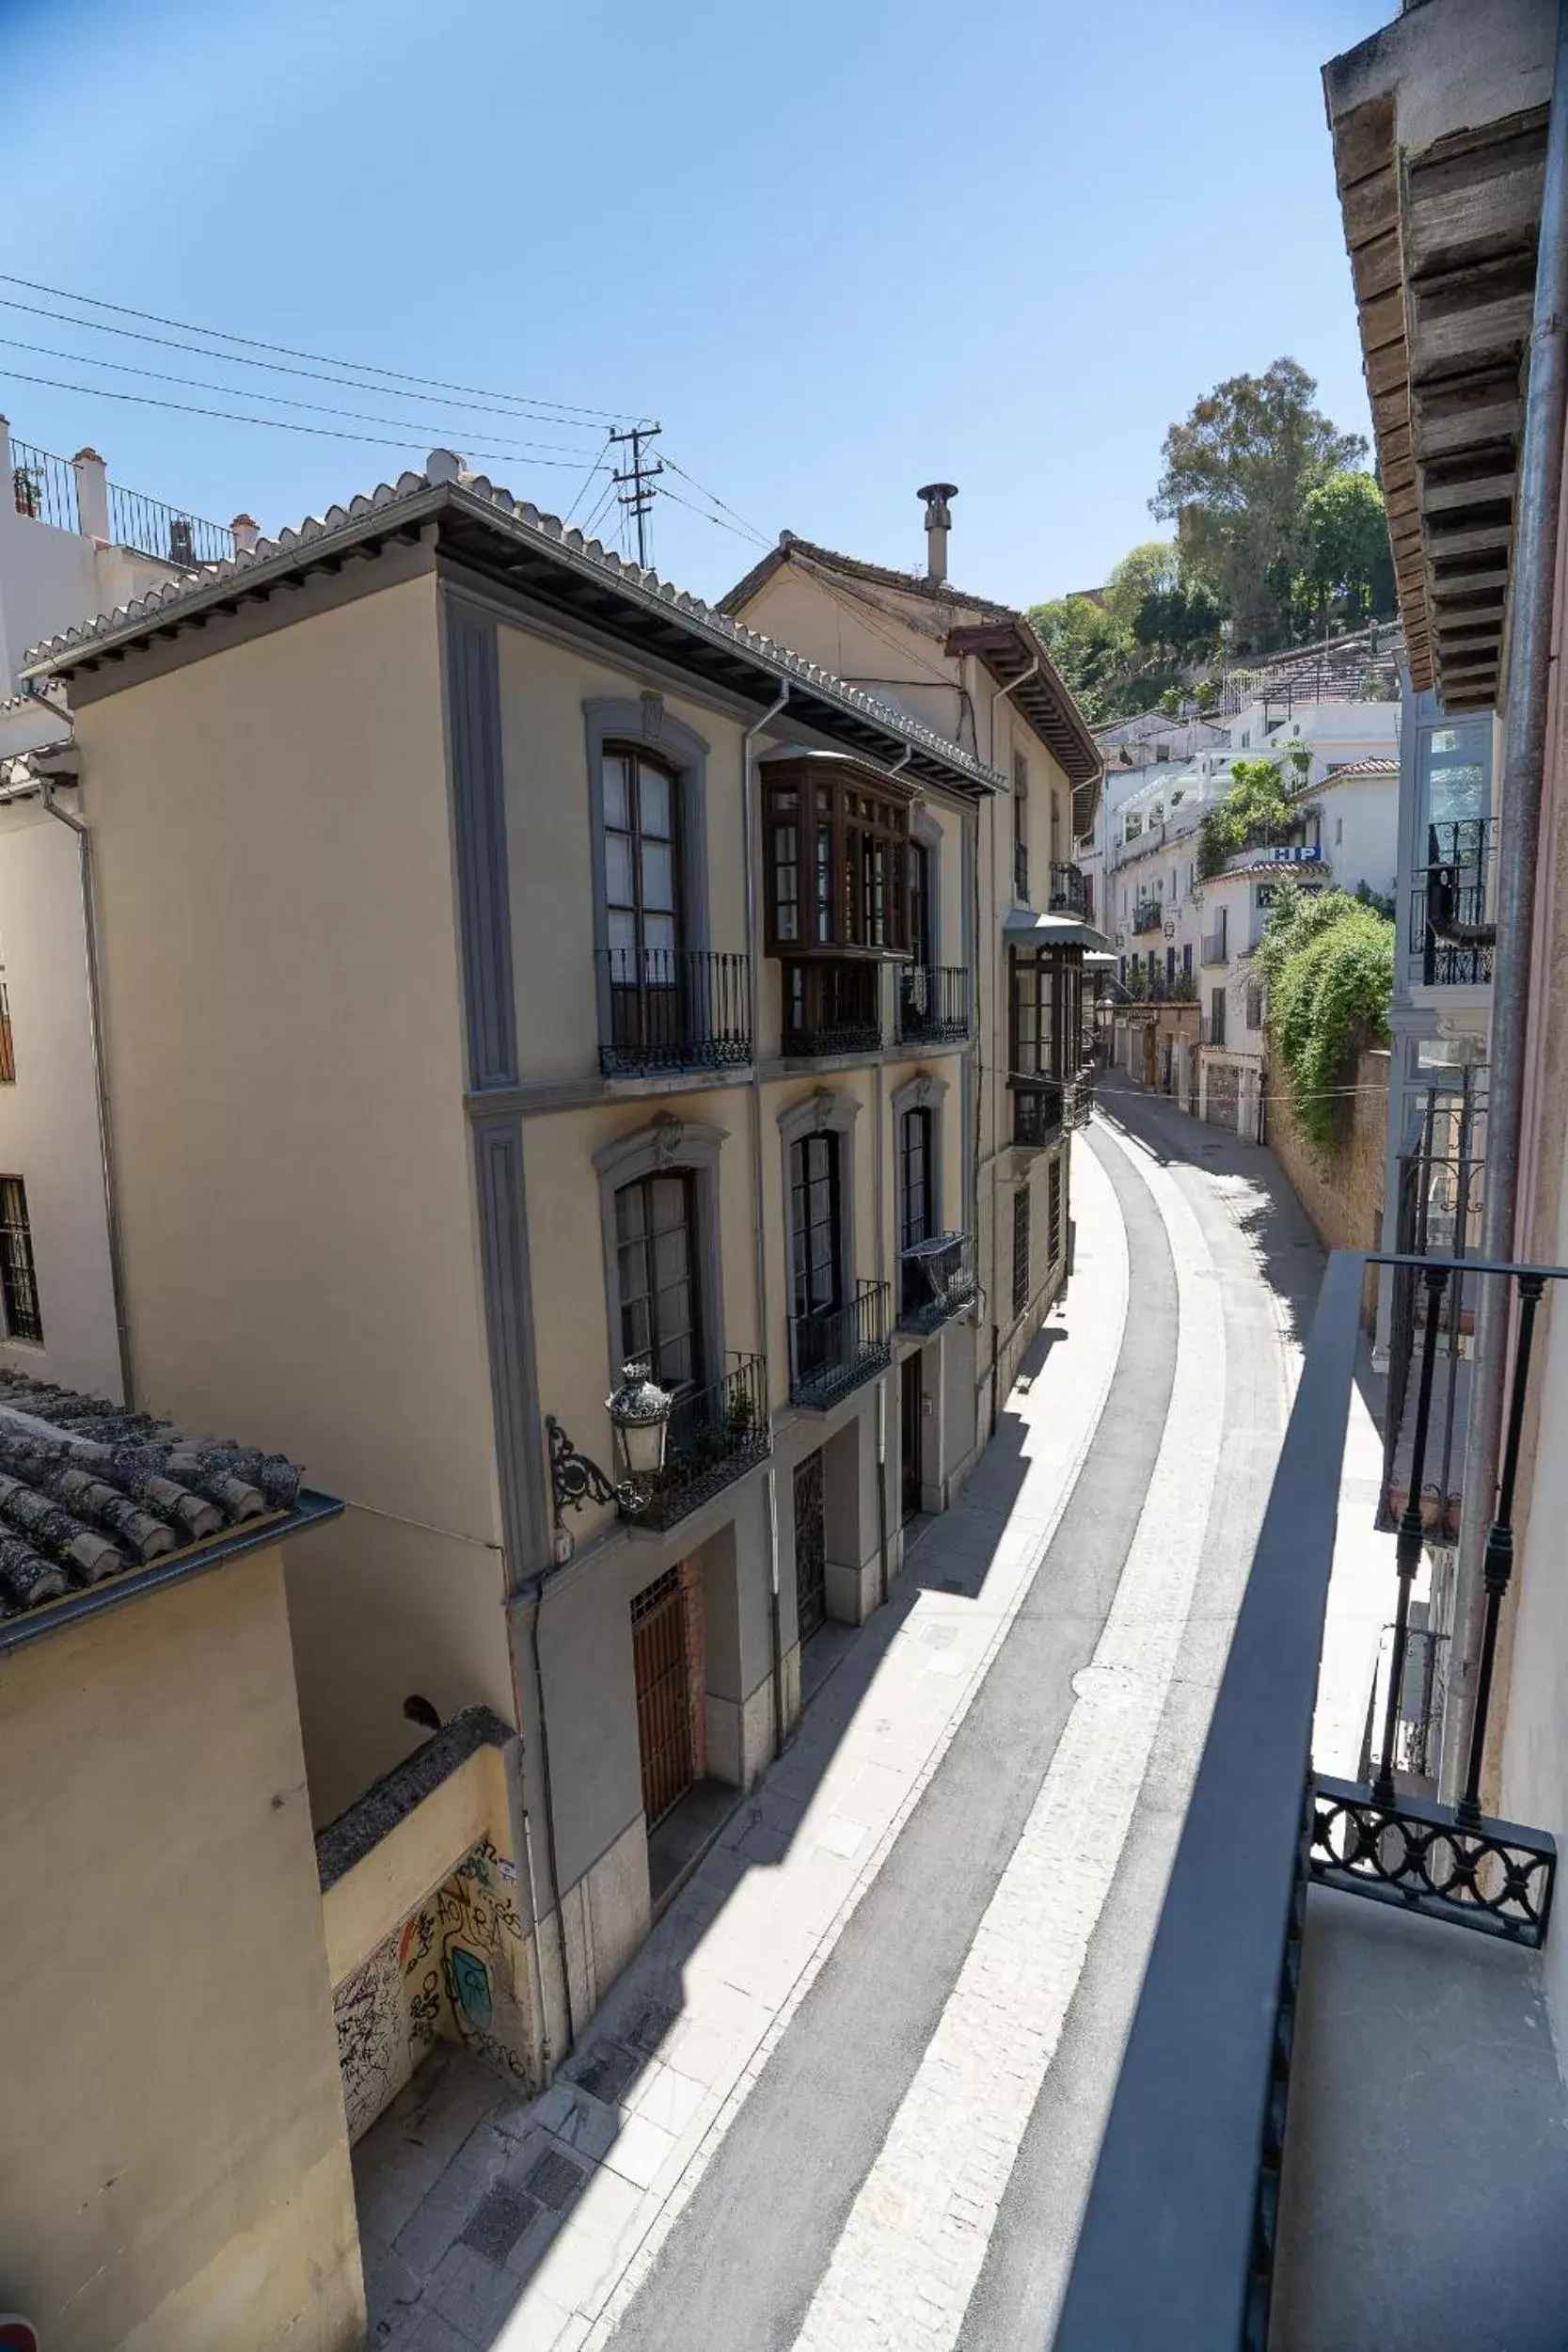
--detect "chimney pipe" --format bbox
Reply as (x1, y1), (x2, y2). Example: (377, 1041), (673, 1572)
(230, 514), (260, 556)
(918, 482), (958, 584)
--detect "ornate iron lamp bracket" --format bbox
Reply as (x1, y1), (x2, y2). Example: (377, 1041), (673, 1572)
(546, 1415), (641, 1522)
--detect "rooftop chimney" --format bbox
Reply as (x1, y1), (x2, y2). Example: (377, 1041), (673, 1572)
(231, 514), (260, 556)
(918, 482), (958, 584)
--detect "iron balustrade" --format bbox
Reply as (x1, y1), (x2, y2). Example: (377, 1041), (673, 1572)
(896, 964), (970, 1043)
(598, 948), (752, 1076)
(1011, 1077), (1065, 1148)
(1048, 862), (1088, 916)
(781, 959), (881, 1057)
(1053, 1247), (1559, 2352)
(622, 1354), (770, 1532)
(10, 438), (79, 532)
(789, 1280), (892, 1408)
(1132, 899), (1164, 935)
(897, 1232), (976, 1334)
(1380, 1072), (1486, 1541)
(1411, 818), (1496, 986)
(1068, 1069), (1095, 1129)
(105, 481), (234, 568)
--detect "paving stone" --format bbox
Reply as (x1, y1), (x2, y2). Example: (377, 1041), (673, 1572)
(428, 2241), (525, 2341)
(563, 2042), (640, 2106)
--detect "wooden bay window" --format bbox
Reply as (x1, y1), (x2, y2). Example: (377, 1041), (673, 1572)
(764, 758), (914, 957)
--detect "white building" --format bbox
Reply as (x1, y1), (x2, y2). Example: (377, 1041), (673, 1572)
(0, 421), (248, 1395)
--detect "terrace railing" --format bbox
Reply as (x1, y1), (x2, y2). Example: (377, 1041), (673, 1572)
(1053, 1247), (1558, 2352)
(1411, 818), (1496, 986)
(598, 948), (752, 1076)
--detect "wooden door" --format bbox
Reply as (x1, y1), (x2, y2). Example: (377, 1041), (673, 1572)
(631, 1566), (695, 1827)
(901, 1352), (924, 1524)
(794, 1449), (827, 1643)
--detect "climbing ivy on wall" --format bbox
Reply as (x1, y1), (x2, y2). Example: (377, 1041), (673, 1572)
(1255, 880), (1394, 1151)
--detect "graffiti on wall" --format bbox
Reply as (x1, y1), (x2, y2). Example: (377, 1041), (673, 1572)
(332, 1836), (531, 2143)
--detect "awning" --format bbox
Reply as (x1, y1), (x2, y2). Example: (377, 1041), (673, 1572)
(1084, 950), (1118, 970)
(1003, 910), (1107, 951)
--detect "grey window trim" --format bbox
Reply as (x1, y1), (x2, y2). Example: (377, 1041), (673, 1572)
(911, 804), (944, 966)
(778, 1087), (862, 1311)
(584, 696), (711, 1053)
(594, 1111), (727, 1391)
(891, 1070), (948, 1244)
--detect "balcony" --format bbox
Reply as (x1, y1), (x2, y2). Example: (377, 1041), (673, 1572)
(781, 959), (881, 1058)
(1411, 818), (1496, 987)
(896, 964), (970, 1045)
(897, 1232), (977, 1335)
(1200, 923), (1228, 966)
(598, 948), (752, 1077)
(1053, 1248), (1565, 2352)
(622, 1354), (770, 1532)
(1048, 862), (1089, 918)
(1132, 899), (1164, 936)
(1381, 1073), (1486, 1540)
(788, 1280), (892, 1409)
(1011, 1076), (1066, 1149)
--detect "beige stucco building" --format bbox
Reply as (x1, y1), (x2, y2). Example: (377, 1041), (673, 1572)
(0, 1381), (361, 2350)
(17, 454), (1098, 2095)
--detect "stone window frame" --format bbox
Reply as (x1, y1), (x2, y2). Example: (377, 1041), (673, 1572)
(890, 1070), (949, 1255)
(594, 1112), (728, 1394)
(583, 695), (711, 1055)
(777, 1087), (862, 1321)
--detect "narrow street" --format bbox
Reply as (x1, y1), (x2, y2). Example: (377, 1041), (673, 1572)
(358, 1076), (1331, 2352)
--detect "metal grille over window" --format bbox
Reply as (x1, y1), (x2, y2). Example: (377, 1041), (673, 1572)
(1012, 1184), (1030, 1320)
(0, 1177), (41, 1343)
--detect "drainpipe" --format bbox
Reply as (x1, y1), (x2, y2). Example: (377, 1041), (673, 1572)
(33, 751), (136, 1409)
(742, 679), (791, 1756)
(1443, 0), (1568, 1804)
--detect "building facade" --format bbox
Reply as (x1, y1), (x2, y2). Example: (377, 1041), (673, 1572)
(17, 454), (1097, 2080)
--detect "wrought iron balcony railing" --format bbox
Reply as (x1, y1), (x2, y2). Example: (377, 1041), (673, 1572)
(1132, 899), (1164, 935)
(1049, 862), (1088, 917)
(1411, 817), (1496, 986)
(789, 1280), (892, 1408)
(1053, 1246), (1559, 2352)
(10, 437), (78, 532)
(1012, 1076), (1065, 1149)
(621, 1354), (770, 1532)
(598, 947), (752, 1076)
(781, 958), (881, 1057)
(897, 1232), (977, 1335)
(1068, 1068), (1095, 1128)
(106, 480), (235, 568)
(1381, 1072), (1486, 1539)
(896, 963), (970, 1044)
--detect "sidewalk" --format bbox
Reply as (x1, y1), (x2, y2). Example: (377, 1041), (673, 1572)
(354, 1139), (1132, 2352)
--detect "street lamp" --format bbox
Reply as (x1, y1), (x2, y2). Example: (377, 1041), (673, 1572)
(546, 1361), (673, 1530)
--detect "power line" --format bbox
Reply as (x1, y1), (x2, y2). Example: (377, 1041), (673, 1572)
(660, 453), (771, 547)
(0, 333), (608, 457)
(563, 433), (614, 527)
(0, 365), (613, 469)
(0, 294), (611, 435)
(0, 272), (641, 428)
(657, 482), (770, 548)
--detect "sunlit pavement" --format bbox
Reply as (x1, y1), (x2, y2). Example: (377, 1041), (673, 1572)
(356, 1080), (1384, 2352)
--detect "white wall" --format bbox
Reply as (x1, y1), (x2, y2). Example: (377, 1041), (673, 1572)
(0, 800), (120, 1396)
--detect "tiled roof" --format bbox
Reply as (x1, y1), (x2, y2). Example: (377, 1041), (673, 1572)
(0, 739), (77, 794)
(717, 532), (1015, 624)
(1319, 756), (1399, 779)
(21, 459), (1004, 799)
(0, 1369), (312, 1641)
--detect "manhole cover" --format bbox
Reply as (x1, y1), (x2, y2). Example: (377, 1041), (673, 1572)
(938, 1578), (965, 1595)
(523, 2149), (586, 2213)
(461, 2184), (537, 2262)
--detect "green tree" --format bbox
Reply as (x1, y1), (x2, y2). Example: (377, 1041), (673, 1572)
(1197, 755), (1296, 877)
(1299, 469), (1395, 629)
(1102, 540), (1180, 632)
(1025, 594), (1130, 723)
(1255, 881), (1394, 1148)
(1151, 358), (1367, 649)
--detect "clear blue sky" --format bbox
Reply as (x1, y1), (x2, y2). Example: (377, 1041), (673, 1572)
(3, 0), (1390, 612)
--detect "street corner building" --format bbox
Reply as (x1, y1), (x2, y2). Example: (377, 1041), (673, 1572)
(0, 1375), (363, 2350)
(12, 453), (1103, 2093)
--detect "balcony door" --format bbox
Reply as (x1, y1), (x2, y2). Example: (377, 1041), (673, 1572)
(606, 751), (682, 1060)
(790, 1131), (843, 1382)
(616, 1172), (702, 1407)
(900, 1107), (934, 1251)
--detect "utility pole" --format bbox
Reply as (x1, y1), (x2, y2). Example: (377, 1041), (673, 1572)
(610, 422), (663, 568)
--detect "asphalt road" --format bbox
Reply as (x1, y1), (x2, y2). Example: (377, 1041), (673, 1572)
(605, 1079), (1320, 2352)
